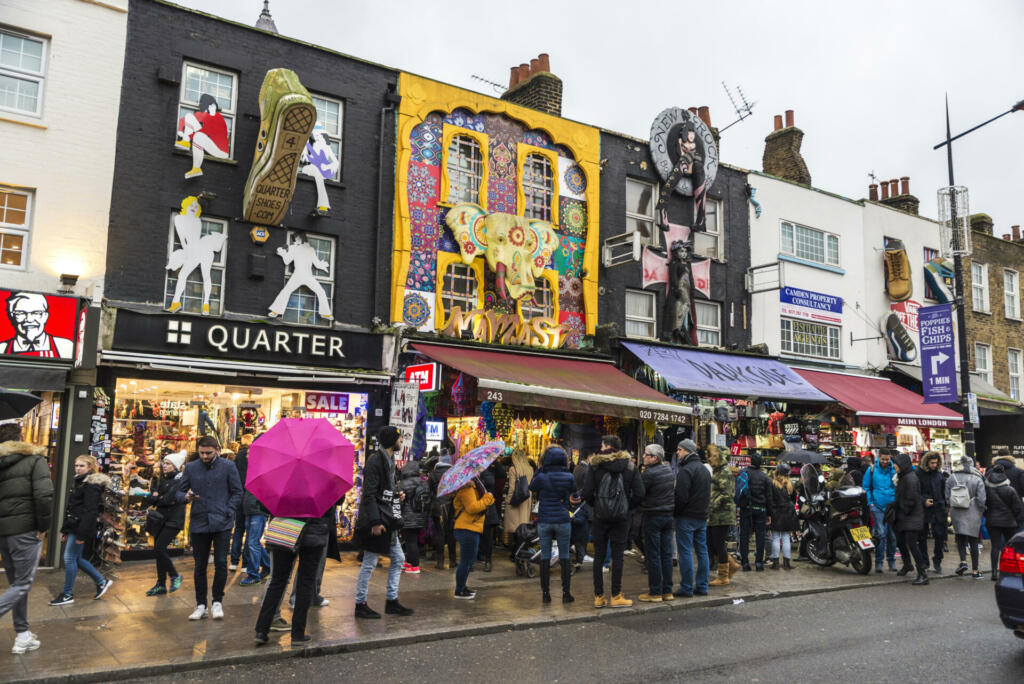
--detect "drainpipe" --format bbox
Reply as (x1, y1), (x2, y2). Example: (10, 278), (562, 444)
(375, 83), (401, 325)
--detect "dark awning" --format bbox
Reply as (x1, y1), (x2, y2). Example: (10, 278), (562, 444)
(0, 362), (69, 391)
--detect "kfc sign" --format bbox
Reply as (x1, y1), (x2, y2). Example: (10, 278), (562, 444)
(404, 363), (439, 392)
(0, 290), (80, 361)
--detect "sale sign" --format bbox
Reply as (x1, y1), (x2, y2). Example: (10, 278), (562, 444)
(303, 392), (349, 413)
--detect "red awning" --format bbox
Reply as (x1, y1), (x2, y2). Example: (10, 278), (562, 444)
(795, 368), (964, 429)
(410, 342), (690, 424)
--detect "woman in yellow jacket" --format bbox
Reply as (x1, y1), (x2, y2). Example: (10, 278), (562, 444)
(452, 477), (494, 599)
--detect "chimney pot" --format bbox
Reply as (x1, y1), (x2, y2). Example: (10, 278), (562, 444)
(880, 182), (890, 200)
(518, 64), (530, 82)
(785, 110), (794, 127)
(869, 184), (879, 201)
(529, 58), (540, 75)
(1014, 225), (1021, 240)
(697, 106), (711, 127)
(509, 66), (519, 88)
(900, 176), (910, 196)
(1004, 233), (1013, 241)
(688, 107), (698, 115)
(888, 179), (899, 197)
(773, 114), (783, 131)
(537, 53), (550, 72)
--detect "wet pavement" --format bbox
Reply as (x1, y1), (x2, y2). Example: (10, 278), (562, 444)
(2, 545), (993, 683)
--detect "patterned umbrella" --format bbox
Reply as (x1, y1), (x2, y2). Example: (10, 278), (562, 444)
(437, 440), (505, 497)
(246, 418), (355, 517)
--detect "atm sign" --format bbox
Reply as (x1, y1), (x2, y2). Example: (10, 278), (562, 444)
(404, 362), (439, 392)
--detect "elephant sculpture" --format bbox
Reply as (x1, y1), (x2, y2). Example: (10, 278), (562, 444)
(445, 202), (557, 301)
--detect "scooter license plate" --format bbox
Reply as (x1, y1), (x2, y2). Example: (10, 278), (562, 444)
(850, 525), (872, 542)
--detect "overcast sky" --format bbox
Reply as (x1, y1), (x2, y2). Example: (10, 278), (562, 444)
(178, 0), (1023, 231)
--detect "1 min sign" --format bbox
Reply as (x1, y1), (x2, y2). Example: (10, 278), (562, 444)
(918, 303), (958, 404)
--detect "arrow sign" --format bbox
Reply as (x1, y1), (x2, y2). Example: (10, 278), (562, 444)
(918, 304), (958, 404)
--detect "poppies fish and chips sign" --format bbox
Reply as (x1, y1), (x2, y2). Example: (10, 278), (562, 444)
(779, 287), (842, 325)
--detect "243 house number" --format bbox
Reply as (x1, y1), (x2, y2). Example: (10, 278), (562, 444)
(485, 391), (504, 402)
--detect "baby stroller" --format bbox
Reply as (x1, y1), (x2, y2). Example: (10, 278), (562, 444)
(511, 522), (540, 578)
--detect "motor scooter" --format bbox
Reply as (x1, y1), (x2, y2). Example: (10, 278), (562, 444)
(798, 464), (874, 574)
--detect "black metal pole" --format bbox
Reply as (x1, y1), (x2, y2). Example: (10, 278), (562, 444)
(945, 96), (975, 461)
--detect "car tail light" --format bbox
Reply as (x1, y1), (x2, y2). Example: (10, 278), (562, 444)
(998, 546), (1024, 574)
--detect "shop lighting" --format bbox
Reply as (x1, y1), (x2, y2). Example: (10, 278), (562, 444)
(58, 273), (79, 294)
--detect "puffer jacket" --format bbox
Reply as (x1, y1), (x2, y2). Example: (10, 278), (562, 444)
(993, 455), (1024, 498)
(149, 473), (186, 530)
(64, 471), (110, 540)
(0, 441), (53, 536)
(743, 464), (771, 510)
(893, 453), (924, 533)
(453, 484), (494, 534)
(529, 447), (577, 524)
(400, 460), (429, 529)
(582, 451), (645, 514)
(985, 466), (1024, 527)
(767, 480), (799, 532)
(708, 462), (736, 527)
(641, 462), (675, 516)
(674, 452), (710, 520)
(863, 461), (897, 510)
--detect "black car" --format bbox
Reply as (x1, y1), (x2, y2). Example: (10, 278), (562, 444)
(995, 531), (1024, 639)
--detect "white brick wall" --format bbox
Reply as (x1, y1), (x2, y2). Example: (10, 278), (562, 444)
(0, 0), (128, 300)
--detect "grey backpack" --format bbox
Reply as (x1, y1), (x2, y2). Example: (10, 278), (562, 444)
(949, 474), (971, 509)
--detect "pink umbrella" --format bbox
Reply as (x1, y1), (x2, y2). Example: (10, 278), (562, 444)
(246, 418), (355, 517)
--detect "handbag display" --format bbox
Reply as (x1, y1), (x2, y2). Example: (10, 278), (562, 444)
(264, 517), (307, 551)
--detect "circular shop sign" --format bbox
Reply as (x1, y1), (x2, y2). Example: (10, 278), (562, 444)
(649, 107), (719, 196)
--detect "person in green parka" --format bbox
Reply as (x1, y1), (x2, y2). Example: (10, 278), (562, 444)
(707, 445), (738, 586)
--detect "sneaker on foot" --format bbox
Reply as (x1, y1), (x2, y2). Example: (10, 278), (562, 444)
(594, 594), (607, 608)
(254, 632), (269, 646)
(239, 575), (261, 586)
(609, 593), (633, 608)
(146, 583), (167, 596)
(210, 601), (224, 619)
(49, 593), (73, 607)
(11, 632), (40, 654)
(315, 596), (329, 607)
(94, 579), (113, 600)
(637, 593), (662, 602)
(228, 562), (238, 571)
(188, 605), (208, 621)
(453, 588), (476, 600)
(404, 565), (421, 574)
(354, 601), (381, 618)
(972, 571), (984, 580)
(385, 598), (414, 615)
(269, 617), (290, 631)
(170, 575), (183, 593)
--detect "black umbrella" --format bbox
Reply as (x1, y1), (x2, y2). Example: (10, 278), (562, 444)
(0, 388), (43, 421)
(780, 449), (826, 465)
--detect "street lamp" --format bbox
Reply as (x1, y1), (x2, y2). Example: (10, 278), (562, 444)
(934, 96), (1024, 461)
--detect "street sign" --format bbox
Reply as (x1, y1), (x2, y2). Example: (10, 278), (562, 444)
(967, 392), (979, 427)
(919, 303), (958, 404)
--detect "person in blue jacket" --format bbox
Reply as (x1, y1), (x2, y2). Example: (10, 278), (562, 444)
(862, 449), (898, 573)
(529, 445), (580, 604)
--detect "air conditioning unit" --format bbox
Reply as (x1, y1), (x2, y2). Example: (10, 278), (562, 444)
(602, 231), (642, 268)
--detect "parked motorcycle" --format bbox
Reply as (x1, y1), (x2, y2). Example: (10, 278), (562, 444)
(797, 464), (874, 574)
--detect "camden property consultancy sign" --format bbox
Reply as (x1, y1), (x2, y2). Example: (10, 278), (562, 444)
(779, 286), (843, 325)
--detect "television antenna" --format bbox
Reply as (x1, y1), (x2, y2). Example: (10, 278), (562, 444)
(471, 74), (505, 95)
(718, 82), (755, 133)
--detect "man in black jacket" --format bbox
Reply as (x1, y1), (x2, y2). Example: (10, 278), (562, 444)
(738, 453), (771, 571)
(353, 427), (413, 619)
(0, 422), (53, 655)
(638, 444), (675, 602)
(916, 451), (946, 574)
(673, 439), (711, 597)
(993, 449), (1024, 533)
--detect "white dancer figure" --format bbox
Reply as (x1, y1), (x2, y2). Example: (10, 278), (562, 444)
(176, 94), (230, 179)
(166, 196), (226, 315)
(300, 123), (340, 215)
(268, 233), (333, 320)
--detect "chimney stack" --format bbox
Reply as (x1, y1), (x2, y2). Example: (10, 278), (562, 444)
(876, 174), (920, 215)
(970, 213), (994, 235)
(880, 182), (889, 200)
(1004, 233), (1012, 241)
(1013, 225), (1021, 241)
(869, 184), (879, 201)
(762, 110), (811, 186)
(501, 53), (563, 117)
(695, 105), (720, 150)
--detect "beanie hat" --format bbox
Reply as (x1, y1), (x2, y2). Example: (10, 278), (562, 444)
(163, 450), (187, 471)
(378, 426), (401, 449)
(750, 453), (763, 468)
(679, 439), (698, 455)
(776, 463), (790, 476)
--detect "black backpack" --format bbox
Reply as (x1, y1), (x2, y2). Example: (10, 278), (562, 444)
(595, 471), (629, 522)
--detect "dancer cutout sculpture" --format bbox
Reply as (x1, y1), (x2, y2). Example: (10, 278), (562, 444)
(166, 197), (225, 315)
(268, 233), (333, 321)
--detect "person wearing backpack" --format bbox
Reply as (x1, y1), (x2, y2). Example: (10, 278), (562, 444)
(862, 449), (898, 573)
(945, 454), (986, 579)
(583, 435), (645, 608)
(672, 439), (711, 597)
(428, 450), (457, 570)
(529, 446), (580, 604)
(984, 462), (1022, 581)
(399, 461), (428, 574)
(737, 453), (770, 572)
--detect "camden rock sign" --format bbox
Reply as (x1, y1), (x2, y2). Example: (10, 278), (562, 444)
(111, 310), (384, 370)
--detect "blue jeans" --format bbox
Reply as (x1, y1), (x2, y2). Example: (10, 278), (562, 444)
(62, 533), (104, 594)
(537, 522), (571, 561)
(453, 529), (479, 593)
(870, 505), (897, 566)
(355, 535), (404, 603)
(675, 516), (709, 595)
(770, 531), (791, 559)
(644, 515), (674, 595)
(230, 508), (246, 564)
(244, 515), (271, 580)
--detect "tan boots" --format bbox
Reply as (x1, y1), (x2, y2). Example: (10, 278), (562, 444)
(727, 556), (741, 578)
(709, 565), (730, 586)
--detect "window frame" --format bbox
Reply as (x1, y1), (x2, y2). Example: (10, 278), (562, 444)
(1009, 348), (1022, 401)
(162, 212), (228, 316)
(1005, 268), (1020, 320)
(435, 252), (485, 329)
(780, 317), (841, 360)
(516, 144), (559, 225)
(922, 247), (939, 301)
(0, 28), (46, 117)
(625, 177), (659, 248)
(438, 124), (489, 209)
(780, 220), (840, 267)
(515, 270), (559, 322)
(971, 261), (989, 313)
(0, 186), (32, 270)
(308, 93), (344, 182)
(282, 230), (335, 327)
(177, 61), (238, 159)
(974, 342), (991, 384)
(695, 300), (721, 347)
(694, 197), (723, 261)
(624, 289), (658, 340)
